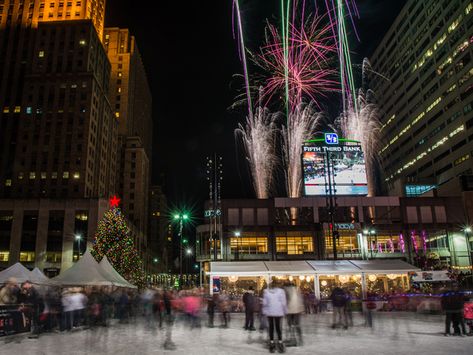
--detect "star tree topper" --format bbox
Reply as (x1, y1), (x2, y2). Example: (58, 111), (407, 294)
(109, 195), (121, 208)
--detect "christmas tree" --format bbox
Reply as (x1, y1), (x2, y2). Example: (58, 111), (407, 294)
(91, 199), (145, 288)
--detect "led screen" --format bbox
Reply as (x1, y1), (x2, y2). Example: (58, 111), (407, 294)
(303, 145), (368, 196)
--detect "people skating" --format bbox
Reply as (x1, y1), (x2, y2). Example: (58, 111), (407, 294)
(331, 287), (348, 329)
(0, 277), (19, 305)
(18, 280), (43, 338)
(464, 297), (473, 336)
(243, 286), (256, 330)
(219, 290), (230, 328)
(441, 284), (467, 336)
(162, 289), (176, 350)
(284, 282), (304, 346)
(263, 279), (287, 353)
(207, 293), (218, 327)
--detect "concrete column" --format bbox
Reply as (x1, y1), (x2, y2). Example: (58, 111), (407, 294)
(209, 275), (214, 295)
(9, 208), (24, 265)
(314, 274), (321, 300)
(35, 208), (50, 270)
(361, 273), (367, 300)
(61, 207), (76, 271)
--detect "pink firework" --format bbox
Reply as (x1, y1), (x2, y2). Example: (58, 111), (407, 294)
(256, 12), (338, 110)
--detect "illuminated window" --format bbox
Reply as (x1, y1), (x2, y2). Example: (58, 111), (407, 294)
(5, 179), (12, 187)
(18, 172), (24, 180)
(276, 236), (313, 255)
(29, 172), (36, 179)
(230, 236), (268, 254)
(115, 112), (120, 118)
(19, 252), (35, 262)
(26, 107), (32, 114)
(46, 252), (62, 263)
(52, 172), (58, 179)
(14, 106), (21, 113)
(38, 50), (44, 57)
(3, 107), (9, 113)
(0, 252), (9, 262)
(117, 87), (121, 93)
(73, 172), (80, 179)
(63, 171), (69, 179)
(79, 39), (86, 46)
(75, 212), (88, 221)
(324, 230), (359, 254)
(454, 154), (470, 166)
(118, 72), (122, 77)
(40, 172), (47, 179)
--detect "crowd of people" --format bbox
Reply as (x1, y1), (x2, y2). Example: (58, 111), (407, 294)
(1, 277), (473, 352)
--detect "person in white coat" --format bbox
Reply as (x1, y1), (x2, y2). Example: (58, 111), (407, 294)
(263, 279), (287, 353)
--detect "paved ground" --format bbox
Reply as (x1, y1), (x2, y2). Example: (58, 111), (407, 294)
(1, 312), (471, 355)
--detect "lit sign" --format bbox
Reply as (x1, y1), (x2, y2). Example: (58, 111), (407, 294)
(204, 209), (221, 218)
(325, 133), (339, 145)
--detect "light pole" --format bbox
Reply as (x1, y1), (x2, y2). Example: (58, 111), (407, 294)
(173, 213), (189, 289)
(75, 234), (82, 260)
(234, 231), (240, 261)
(464, 227), (472, 272)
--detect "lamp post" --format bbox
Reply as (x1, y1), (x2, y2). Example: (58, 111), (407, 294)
(173, 213), (189, 289)
(75, 234), (82, 260)
(464, 227), (472, 272)
(234, 231), (240, 261)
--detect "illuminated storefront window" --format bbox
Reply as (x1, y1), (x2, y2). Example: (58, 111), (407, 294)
(0, 251), (9, 262)
(276, 236), (313, 254)
(230, 236), (267, 254)
(19, 251), (36, 262)
(325, 229), (359, 254)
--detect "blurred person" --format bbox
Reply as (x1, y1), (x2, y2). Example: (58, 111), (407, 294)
(464, 297), (473, 336)
(163, 289), (176, 350)
(70, 288), (87, 328)
(345, 290), (354, 327)
(18, 280), (43, 338)
(243, 286), (256, 331)
(118, 290), (129, 323)
(183, 289), (201, 329)
(207, 293), (218, 328)
(331, 287), (348, 329)
(263, 279), (287, 353)
(88, 287), (104, 327)
(153, 290), (163, 328)
(141, 288), (156, 328)
(441, 284), (466, 336)
(284, 282), (304, 346)
(219, 290), (230, 328)
(0, 277), (19, 304)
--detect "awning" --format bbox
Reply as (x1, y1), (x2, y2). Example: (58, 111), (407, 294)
(208, 259), (420, 277)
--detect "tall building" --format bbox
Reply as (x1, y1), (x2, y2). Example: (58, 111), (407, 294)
(103, 27), (152, 240)
(0, 1), (151, 274)
(370, 0), (473, 196)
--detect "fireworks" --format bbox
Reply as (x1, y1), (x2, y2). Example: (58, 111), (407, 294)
(235, 104), (280, 199)
(256, 9), (338, 111)
(283, 102), (322, 198)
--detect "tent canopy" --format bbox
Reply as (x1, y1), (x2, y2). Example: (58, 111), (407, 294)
(29, 267), (55, 286)
(0, 263), (32, 284)
(208, 259), (420, 277)
(52, 250), (114, 286)
(99, 256), (137, 289)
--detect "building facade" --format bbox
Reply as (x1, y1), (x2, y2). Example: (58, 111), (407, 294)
(369, 0), (473, 195)
(196, 196), (473, 277)
(103, 27), (152, 240)
(149, 185), (170, 274)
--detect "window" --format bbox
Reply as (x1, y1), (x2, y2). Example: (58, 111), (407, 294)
(230, 236), (268, 254)
(38, 50), (44, 58)
(276, 236), (313, 254)
(63, 171), (69, 179)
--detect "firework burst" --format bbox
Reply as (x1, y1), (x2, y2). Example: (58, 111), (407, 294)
(235, 105), (280, 199)
(255, 12), (338, 111)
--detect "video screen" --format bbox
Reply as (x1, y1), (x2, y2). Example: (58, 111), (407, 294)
(303, 146), (368, 196)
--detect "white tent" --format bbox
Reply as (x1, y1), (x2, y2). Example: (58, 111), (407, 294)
(52, 250), (114, 286)
(99, 256), (137, 289)
(0, 262), (32, 284)
(29, 267), (55, 286)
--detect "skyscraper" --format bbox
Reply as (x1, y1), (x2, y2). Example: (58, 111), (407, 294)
(370, 0), (473, 196)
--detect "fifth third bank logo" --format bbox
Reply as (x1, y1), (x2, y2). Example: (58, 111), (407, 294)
(325, 133), (338, 145)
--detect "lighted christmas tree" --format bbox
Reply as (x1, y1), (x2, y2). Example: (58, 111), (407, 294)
(91, 196), (145, 288)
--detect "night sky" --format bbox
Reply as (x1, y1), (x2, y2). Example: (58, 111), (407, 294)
(106, 0), (407, 213)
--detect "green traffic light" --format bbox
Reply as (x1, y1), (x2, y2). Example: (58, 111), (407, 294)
(183, 214), (189, 220)
(182, 239), (188, 244)
(173, 214), (180, 220)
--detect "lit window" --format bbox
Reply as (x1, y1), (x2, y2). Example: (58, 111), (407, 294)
(41, 172), (47, 179)
(63, 171), (69, 179)
(38, 51), (44, 58)
(117, 87), (121, 93)
(71, 84), (77, 88)
(26, 107), (32, 114)
(5, 179), (12, 187)
(14, 106), (21, 113)
(52, 172), (58, 179)
(18, 172), (24, 180)
(115, 112), (120, 118)
(2, 107), (9, 113)
(79, 39), (86, 46)
(0, 252), (9, 262)
(29, 172), (36, 179)
(118, 72), (122, 77)
(73, 172), (80, 179)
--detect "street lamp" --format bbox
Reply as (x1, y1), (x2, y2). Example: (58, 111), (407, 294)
(173, 212), (190, 289)
(75, 234), (82, 260)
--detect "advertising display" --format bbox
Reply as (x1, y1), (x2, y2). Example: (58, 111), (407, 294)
(303, 142), (368, 196)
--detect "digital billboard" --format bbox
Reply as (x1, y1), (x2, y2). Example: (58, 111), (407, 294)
(302, 144), (368, 196)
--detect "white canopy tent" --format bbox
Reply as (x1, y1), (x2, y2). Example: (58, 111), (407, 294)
(52, 250), (115, 287)
(29, 267), (55, 286)
(99, 256), (137, 289)
(0, 263), (32, 284)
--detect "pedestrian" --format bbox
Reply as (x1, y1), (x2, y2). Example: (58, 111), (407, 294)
(219, 290), (230, 328)
(243, 286), (256, 331)
(331, 287), (348, 329)
(0, 277), (19, 305)
(284, 282), (304, 346)
(207, 293), (218, 327)
(163, 289), (176, 350)
(18, 280), (43, 338)
(441, 284), (467, 336)
(262, 279), (287, 353)
(463, 297), (473, 336)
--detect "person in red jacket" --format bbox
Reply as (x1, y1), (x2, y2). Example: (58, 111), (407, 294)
(463, 298), (473, 336)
